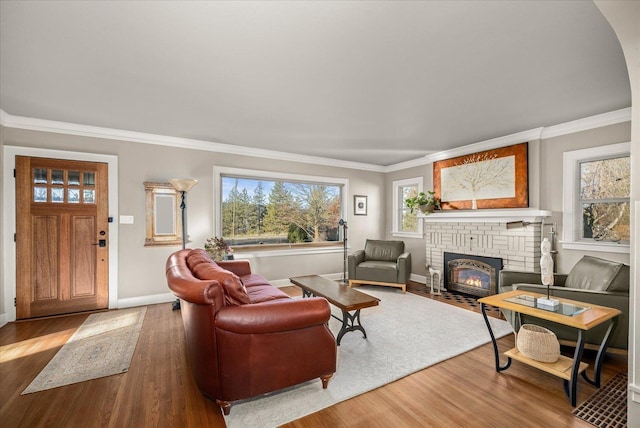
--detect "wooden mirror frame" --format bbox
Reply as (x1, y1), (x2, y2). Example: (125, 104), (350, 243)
(144, 182), (182, 246)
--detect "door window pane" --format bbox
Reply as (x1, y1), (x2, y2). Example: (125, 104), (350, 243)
(83, 189), (95, 204)
(68, 188), (80, 203)
(34, 187), (47, 202)
(68, 171), (80, 186)
(33, 168), (48, 184)
(83, 172), (95, 186)
(51, 188), (64, 203)
(51, 170), (64, 185)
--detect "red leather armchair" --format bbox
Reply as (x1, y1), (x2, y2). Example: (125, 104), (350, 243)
(166, 249), (336, 415)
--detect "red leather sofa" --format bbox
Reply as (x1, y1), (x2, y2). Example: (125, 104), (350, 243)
(166, 249), (337, 415)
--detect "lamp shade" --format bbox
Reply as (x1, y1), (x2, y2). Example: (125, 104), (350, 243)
(169, 178), (198, 192)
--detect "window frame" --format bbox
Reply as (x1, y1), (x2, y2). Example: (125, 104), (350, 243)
(562, 142), (630, 254)
(391, 176), (424, 238)
(213, 166), (349, 257)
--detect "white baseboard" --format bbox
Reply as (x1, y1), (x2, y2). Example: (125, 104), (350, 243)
(0, 313), (8, 328)
(117, 293), (176, 309)
(410, 273), (427, 284)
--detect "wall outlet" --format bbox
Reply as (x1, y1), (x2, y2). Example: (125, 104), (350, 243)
(119, 215), (134, 224)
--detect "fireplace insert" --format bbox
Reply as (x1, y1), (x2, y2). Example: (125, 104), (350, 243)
(444, 252), (503, 297)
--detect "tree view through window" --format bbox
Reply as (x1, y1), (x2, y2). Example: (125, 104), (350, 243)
(221, 175), (343, 246)
(579, 155), (630, 242)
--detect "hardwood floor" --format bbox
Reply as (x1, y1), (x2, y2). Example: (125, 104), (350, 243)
(0, 282), (627, 427)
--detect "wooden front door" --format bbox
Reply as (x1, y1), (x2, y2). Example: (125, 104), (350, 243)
(15, 156), (109, 319)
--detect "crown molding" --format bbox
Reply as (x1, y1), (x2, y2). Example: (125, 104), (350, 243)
(541, 107), (631, 139)
(0, 107), (631, 174)
(0, 109), (386, 173)
(385, 128), (544, 172)
(386, 107), (631, 172)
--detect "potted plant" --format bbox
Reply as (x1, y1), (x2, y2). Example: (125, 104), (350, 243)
(204, 236), (233, 261)
(405, 191), (441, 214)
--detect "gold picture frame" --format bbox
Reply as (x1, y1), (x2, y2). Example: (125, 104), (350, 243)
(434, 142), (529, 210)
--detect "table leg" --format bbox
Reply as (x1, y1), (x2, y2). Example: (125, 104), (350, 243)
(581, 316), (618, 388)
(481, 303), (511, 372)
(335, 309), (366, 346)
(568, 329), (586, 407)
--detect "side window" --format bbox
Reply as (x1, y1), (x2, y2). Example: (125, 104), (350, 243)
(392, 177), (423, 237)
(579, 156), (630, 242)
(562, 142), (630, 253)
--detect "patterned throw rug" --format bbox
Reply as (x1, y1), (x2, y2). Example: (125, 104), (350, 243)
(573, 371), (628, 428)
(22, 307), (147, 394)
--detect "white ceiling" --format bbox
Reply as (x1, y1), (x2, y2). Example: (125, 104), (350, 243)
(0, 1), (631, 166)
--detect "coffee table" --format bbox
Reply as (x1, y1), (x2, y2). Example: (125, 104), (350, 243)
(290, 275), (380, 345)
(478, 290), (621, 406)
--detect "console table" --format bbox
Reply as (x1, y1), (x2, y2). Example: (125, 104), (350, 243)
(478, 290), (620, 406)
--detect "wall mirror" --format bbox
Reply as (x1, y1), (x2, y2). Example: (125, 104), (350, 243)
(144, 182), (182, 246)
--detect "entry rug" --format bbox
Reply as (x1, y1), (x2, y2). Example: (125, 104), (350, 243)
(22, 307), (147, 394)
(224, 286), (513, 427)
(573, 371), (628, 428)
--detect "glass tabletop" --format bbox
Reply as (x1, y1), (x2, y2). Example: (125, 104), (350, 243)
(503, 293), (590, 316)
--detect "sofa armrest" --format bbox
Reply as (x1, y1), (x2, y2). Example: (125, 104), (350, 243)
(397, 252), (411, 283)
(348, 250), (365, 279)
(215, 297), (331, 334)
(216, 260), (252, 277)
(166, 264), (220, 305)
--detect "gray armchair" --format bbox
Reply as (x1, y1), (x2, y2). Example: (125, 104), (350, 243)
(348, 239), (411, 293)
(499, 255), (630, 350)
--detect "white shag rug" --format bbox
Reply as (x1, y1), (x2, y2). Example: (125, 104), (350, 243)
(224, 286), (513, 427)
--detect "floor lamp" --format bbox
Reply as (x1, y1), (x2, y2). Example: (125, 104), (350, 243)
(339, 219), (348, 284)
(169, 178), (198, 310)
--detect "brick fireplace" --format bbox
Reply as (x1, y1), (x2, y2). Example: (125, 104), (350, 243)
(422, 209), (551, 295)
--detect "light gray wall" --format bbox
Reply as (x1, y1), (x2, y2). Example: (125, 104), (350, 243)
(1, 127), (385, 308)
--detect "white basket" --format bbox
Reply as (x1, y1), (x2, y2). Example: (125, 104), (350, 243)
(516, 324), (560, 363)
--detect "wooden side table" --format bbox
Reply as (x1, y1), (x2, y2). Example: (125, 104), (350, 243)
(478, 290), (620, 406)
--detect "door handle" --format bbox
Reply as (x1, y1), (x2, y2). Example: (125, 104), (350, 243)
(92, 239), (107, 247)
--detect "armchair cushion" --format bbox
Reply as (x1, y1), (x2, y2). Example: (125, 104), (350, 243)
(565, 256), (630, 292)
(364, 239), (404, 262)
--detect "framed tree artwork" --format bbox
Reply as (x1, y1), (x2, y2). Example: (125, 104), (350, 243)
(434, 142), (529, 210)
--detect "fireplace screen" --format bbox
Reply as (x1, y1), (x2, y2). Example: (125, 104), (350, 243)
(444, 252), (503, 297)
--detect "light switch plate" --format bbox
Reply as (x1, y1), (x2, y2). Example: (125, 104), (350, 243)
(119, 215), (134, 224)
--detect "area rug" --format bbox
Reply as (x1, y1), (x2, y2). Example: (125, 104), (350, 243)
(22, 307), (147, 394)
(224, 286), (513, 427)
(573, 371), (628, 428)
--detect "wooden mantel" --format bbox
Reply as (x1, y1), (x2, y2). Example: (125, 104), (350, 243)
(419, 208), (552, 223)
